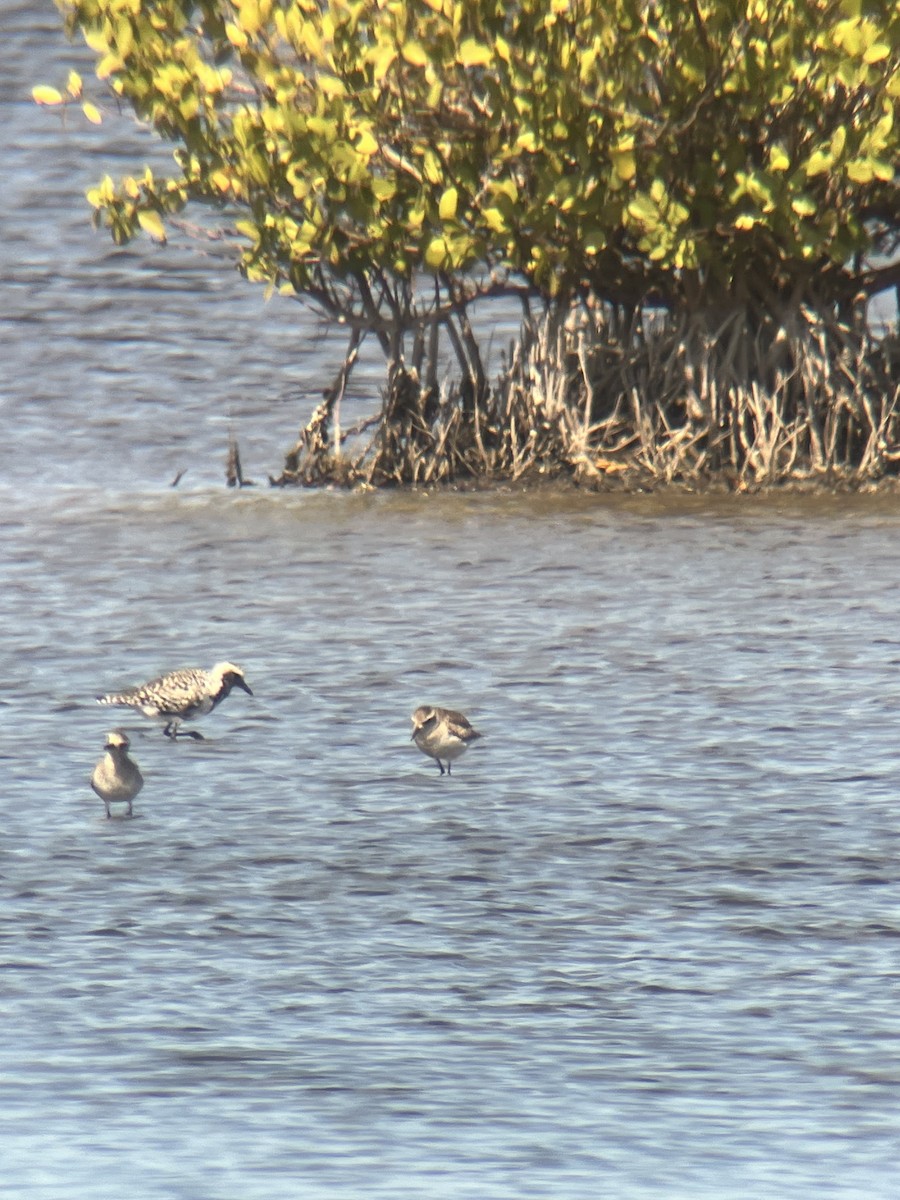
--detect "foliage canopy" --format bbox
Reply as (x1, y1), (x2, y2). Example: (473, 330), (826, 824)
(39, 0), (900, 491)
(45, 0), (899, 325)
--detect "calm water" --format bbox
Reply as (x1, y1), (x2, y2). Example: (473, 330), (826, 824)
(5, 8), (900, 1199)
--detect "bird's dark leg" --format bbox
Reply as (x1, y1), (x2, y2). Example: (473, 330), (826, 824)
(167, 722), (204, 741)
(447, 761), (452, 775)
(438, 760), (446, 775)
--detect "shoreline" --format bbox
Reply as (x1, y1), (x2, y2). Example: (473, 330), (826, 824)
(270, 465), (900, 499)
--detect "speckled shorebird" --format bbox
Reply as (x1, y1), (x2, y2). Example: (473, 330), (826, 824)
(96, 662), (253, 740)
(91, 730), (143, 818)
(411, 705), (482, 775)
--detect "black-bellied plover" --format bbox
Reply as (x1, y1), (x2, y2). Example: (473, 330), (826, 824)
(96, 662), (253, 740)
(91, 730), (143, 818)
(411, 706), (482, 775)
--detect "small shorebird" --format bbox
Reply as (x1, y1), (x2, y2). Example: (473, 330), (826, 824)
(411, 705), (482, 775)
(91, 730), (143, 818)
(97, 662), (253, 740)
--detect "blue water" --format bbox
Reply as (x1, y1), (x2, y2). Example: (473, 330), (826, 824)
(4, 8), (900, 1198)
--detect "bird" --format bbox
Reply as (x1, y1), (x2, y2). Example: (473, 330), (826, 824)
(411, 705), (482, 775)
(91, 730), (143, 818)
(96, 662), (253, 740)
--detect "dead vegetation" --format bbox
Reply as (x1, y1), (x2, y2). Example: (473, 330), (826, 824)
(271, 299), (900, 492)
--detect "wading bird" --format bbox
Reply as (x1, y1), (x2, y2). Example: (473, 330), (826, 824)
(411, 705), (482, 775)
(91, 730), (143, 818)
(97, 662), (252, 740)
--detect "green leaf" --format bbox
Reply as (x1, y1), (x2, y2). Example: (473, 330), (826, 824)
(355, 130), (379, 157)
(32, 85), (64, 106)
(768, 145), (790, 172)
(401, 42), (428, 67)
(611, 148), (636, 182)
(845, 159), (875, 183)
(583, 228), (606, 254)
(482, 206), (508, 233)
(372, 178), (396, 202)
(96, 53), (124, 79)
(424, 236), (448, 269)
(422, 150), (442, 185)
(457, 39), (492, 68)
(626, 195), (658, 226)
(804, 149), (833, 177)
(369, 43), (396, 80)
(439, 186), (458, 221)
(791, 196), (817, 216)
(864, 42), (890, 64)
(137, 211), (167, 242)
(226, 22), (249, 49)
(82, 28), (108, 54)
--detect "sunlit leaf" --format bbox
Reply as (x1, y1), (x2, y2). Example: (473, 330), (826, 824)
(401, 41), (428, 67)
(627, 195), (658, 226)
(82, 28), (108, 54)
(226, 22), (249, 49)
(371, 178), (396, 202)
(238, 0), (262, 36)
(768, 145), (790, 172)
(482, 206), (508, 233)
(32, 86), (64, 106)
(845, 159), (875, 183)
(96, 54), (124, 79)
(439, 186), (458, 221)
(137, 211), (167, 241)
(611, 148), (636, 182)
(422, 149), (442, 185)
(424, 236), (448, 269)
(369, 43), (396, 80)
(863, 42), (889, 64)
(457, 39), (492, 68)
(804, 149), (833, 177)
(791, 196), (817, 216)
(355, 130), (379, 157)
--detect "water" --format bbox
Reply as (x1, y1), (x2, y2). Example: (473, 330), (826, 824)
(4, 9), (900, 1198)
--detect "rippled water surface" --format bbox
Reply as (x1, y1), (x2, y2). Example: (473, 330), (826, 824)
(5, 10), (900, 1199)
